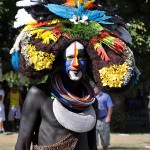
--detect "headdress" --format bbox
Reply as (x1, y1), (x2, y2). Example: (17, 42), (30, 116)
(10, 0), (140, 90)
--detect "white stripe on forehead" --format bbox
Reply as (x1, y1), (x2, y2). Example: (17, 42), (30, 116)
(65, 41), (84, 57)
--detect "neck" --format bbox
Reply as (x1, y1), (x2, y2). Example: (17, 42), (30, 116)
(61, 72), (83, 97)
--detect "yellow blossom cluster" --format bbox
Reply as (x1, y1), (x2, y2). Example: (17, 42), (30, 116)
(26, 44), (55, 71)
(99, 62), (128, 88)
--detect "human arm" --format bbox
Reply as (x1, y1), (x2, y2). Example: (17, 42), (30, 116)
(19, 91), (23, 107)
(105, 106), (113, 123)
(15, 86), (42, 150)
(105, 94), (113, 123)
(0, 90), (5, 101)
(92, 98), (99, 119)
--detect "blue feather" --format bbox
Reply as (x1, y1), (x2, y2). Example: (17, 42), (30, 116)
(45, 4), (77, 19)
(44, 4), (113, 24)
(85, 10), (113, 24)
(11, 51), (19, 71)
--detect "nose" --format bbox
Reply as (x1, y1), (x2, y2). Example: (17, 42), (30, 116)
(71, 57), (80, 70)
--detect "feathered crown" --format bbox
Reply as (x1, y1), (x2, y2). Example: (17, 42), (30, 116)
(10, 0), (140, 89)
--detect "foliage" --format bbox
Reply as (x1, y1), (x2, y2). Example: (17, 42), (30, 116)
(61, 20), (103, 39)
(2, 71), (30, 88)
(127, 20), (150, 53)
(110, 111), (127, 132)
(0, 0), (17, 44)
(2, 71), (48, 88)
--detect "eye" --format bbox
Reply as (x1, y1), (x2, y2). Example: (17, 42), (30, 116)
(66, 56), (74, 60)
(78, 57), (86, 60)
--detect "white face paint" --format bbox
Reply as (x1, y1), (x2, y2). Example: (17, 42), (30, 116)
(63, 41), (86, 81)
(69, 71), (83, 81)
(65, 41), (84, 58)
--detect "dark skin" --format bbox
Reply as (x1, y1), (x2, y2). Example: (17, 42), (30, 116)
(15, 73), (96, 150)
(15, 42), (97, 150)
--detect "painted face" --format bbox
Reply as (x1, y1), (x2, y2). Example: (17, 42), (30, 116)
(63, 41), (86, 81)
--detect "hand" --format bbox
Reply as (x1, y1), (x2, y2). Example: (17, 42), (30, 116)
(0, 95), (2, 101)
(105, 116), (111, 123)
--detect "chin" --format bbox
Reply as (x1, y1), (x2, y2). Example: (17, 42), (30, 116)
(69, 71), (82, 81)
(70, 76), (82, 81)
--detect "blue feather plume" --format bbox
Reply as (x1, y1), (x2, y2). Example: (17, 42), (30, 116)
(11, 51), (19, 71)
(44, 4), (77, 19)
(44, 4), (113, 24)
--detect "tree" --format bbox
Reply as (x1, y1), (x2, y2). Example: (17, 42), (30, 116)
(98, 0), (150, 131)
(0, 0), (18, 73)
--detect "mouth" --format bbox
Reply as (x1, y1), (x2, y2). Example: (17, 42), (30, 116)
(69, 70), (79, 76)
(68, 70), (82, 80)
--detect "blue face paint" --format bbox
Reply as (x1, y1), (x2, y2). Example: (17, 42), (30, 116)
(62, 41), (86, 80)
(63, 59), (86, 76)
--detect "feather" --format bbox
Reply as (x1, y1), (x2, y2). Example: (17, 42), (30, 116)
(14, 8), (35, 28)
(87, 10), (113, 24)
(45, 4), (113, 24)
(11, 51), (19, 71)
(94, 42), (110, 62)
(16, 0), (39, 7)
(10, 31), (24, 54)
(99, 31), (125, 53)
(101, 36), (125, 53)
(91, 30), (125, 60)
(113, 25), (132, 45)
(84, 0), (96, 9)
(65, 0), (96, 9)
(45, 4), (77, 19)
(65, 0), (76, 7)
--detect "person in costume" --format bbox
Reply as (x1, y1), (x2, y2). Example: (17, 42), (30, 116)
(10, 0), (140, 149)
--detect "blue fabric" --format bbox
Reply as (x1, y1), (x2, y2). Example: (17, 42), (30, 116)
(96, 92), (113, 118)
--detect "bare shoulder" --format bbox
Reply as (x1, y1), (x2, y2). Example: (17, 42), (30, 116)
(24, 84), (49, 109)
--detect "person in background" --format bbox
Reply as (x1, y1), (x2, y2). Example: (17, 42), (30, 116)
(0, 82), (5, 133)
(94, 85), (113, 150)
(146, 86), (150, 124)
(7, 84), (23, 132)
(2, 80), (10, 130)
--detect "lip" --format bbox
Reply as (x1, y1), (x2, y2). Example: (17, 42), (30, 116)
(69, 70), (79, 73)
(69, 66), (80, 71)
(68, 70), (79, 77)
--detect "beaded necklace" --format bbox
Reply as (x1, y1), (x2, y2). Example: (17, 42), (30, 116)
(50, 74), (95, 110)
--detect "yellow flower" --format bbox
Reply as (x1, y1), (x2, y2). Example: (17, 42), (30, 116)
(99, 62), (128, 88)
(26, 44), (55, 71)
